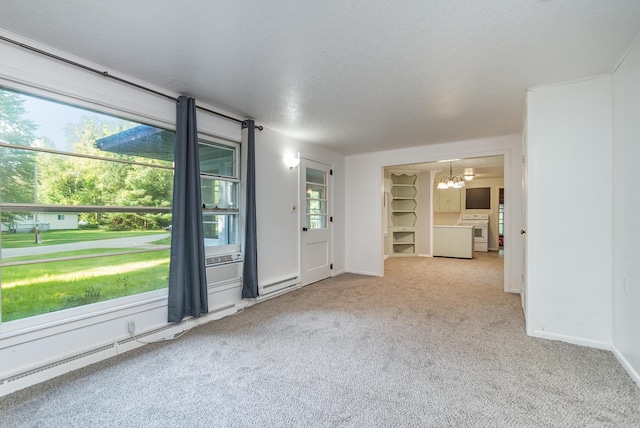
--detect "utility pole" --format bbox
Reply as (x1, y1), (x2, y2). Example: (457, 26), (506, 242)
(34, 164), (41, 244)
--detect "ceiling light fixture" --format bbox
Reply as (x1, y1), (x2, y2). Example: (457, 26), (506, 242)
(437, 161), (466, 189)
(463, 168), (475, 180)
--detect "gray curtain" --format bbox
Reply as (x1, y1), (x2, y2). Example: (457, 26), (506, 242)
(168, 96), (208, 322)
(242, 120), (258, 298)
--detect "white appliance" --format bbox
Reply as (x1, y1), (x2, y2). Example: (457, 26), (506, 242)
(460, 214), (489, 252)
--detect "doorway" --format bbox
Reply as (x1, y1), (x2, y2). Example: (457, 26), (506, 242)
(383, 154), (511, 292)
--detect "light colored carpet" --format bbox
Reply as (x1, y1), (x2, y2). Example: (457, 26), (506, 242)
(1, 253), (639, 427)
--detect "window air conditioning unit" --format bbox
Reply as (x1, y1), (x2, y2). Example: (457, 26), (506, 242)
(205, 251), (243, 288)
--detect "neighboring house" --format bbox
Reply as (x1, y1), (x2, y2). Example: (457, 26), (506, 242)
(1, 213), (79, 232)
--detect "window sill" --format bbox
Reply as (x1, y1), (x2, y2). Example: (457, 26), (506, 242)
(0, 288), (169, 343)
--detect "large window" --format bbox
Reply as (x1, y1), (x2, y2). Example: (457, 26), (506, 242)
(0, 87), (175, 322)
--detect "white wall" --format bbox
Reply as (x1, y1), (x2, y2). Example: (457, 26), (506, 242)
(345, 134), (522, 293)
(40, 213), (79, 230)
(526, 75), (612, 349)
(417, 171), (432, 256)
(612, 38), (640, 386)
(251, 126), (346, 289)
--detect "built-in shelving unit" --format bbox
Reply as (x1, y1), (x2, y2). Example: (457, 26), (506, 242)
(389, 172), (418, 256)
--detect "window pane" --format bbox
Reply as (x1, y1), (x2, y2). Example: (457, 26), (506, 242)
(307, 215), (327, 230)
(0, 148), (173, 207)
(1, 250), (169, 322)
(203, 214), (238, 246)
(199, 143), (235, 177)
(1, 216), (170, 258)
(306, 199), (327, 215)
(306, 168), (325, 185)
(0, 87), (174, 164)
(201, 178), (238, 210)
(1, 86), (175, 322)
(306, 183), (326, 200)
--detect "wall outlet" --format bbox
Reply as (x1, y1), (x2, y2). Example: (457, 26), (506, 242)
(127, 320), (135, 334)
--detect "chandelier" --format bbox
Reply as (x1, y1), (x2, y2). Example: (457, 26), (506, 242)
(437, 161), (466, 189)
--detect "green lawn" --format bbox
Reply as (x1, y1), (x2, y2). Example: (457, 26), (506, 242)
(1, 250), (170, 322)
(2, 247), (136, 263)
(1, 229), (168, 249)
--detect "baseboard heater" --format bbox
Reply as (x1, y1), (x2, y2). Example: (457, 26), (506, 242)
(0, 304), (235, 390)
(259, 276), (300, 296)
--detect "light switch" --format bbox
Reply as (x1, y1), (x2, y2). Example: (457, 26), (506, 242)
(291, 203), (297, 213)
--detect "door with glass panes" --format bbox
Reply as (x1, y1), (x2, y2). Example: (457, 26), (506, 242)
(300, 159), (332, 285)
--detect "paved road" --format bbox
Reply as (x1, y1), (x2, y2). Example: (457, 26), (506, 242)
(2, 233), (170, 258)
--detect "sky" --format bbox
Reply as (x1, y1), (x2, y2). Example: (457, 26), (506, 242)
(20, 92), (121, 151)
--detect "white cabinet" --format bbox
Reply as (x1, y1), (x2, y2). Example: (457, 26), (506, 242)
(434, 188), (460, 213)
(389, 172), (418, 256)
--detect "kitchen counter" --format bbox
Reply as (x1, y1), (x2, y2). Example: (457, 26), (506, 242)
(433, 225), (474, 259)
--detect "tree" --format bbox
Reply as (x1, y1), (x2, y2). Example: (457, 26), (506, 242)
(37, 115), (173, 230)
(0, 89), (37, 226)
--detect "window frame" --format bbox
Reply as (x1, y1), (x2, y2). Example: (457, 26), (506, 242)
(0, 84), (177, 329)
(197, 137), (241, 256)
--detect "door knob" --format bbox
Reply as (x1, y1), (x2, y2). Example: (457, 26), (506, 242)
(520, 229), (526, 235)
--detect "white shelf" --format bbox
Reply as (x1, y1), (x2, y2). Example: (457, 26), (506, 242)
(389, 173), (418, 256)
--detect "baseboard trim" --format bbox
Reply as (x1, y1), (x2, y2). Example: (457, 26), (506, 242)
(531, 329), (611, 351)
(418, 254), (432, 258)
(0, 304), (237, 397)
(332, 269), (346, 276)
(345, 269), (380, 277)
(611, 344), (640, 390)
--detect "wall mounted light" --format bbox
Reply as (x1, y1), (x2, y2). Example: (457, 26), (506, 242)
(283, 155), (300, 169)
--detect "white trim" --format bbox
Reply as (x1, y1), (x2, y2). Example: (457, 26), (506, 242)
(611, 30), (640, 74)
(0, 303), (238, 397)
(346, 269), (381, 277)
(611, 344), (640, 390)
(527, 73), (612, 91)
(531, 330), (611, 351)
(0, 288), (168, 338)
(376, 145), (515, 295)
(332, 269), (347, 276)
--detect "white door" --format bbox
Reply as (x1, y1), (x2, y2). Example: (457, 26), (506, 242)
(300, 159), (332, 286)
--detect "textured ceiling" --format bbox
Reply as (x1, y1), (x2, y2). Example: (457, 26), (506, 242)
(1, 1), (639, 155)
(388, 155), (504, 180)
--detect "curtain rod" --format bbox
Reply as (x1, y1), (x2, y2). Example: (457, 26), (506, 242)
(0, 34), (261, 128)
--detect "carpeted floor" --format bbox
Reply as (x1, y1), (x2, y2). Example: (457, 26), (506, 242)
(1, 253), (639, 427)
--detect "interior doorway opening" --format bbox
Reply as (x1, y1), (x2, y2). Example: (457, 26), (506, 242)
(383, 154), (508, 290)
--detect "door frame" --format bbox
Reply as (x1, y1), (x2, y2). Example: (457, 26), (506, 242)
(299, 157), (333, 286)
(378, 147), (520, 296)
